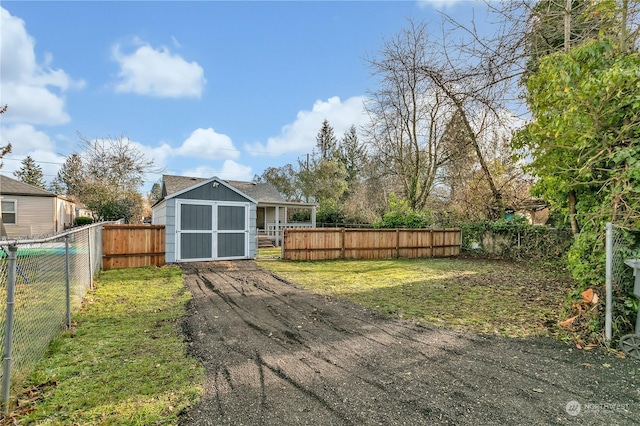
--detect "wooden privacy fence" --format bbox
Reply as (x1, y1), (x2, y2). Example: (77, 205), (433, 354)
(102, 224), (166, 269)
(282, 228), (461, 261)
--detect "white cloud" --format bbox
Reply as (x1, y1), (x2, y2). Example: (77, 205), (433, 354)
(176, 128), (239, 160)
(112, 40), (206, 98)
(0, 124), (55, 155)
(181, 160), (253, 181)
(247, 96), (368, 156)
(0, 7), (84, 126)
(416, 0), (470, 9)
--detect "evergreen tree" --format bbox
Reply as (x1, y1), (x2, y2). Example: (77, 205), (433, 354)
(54, 153), (85, 197)
(315, 119), (338, 160)
(147, 181), (163, 205)
(338, 125), (366, 183)
(14, 156), (46, 189)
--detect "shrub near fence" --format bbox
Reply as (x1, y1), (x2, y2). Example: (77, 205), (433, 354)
(282, 228), (461, 261)
(460, 219), (573, 262)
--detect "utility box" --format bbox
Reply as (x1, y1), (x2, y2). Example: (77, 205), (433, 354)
(620, 259), (640, 359)
(624, 259), (640, 297)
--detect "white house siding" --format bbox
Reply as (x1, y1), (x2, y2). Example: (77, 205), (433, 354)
(2, 195), (55, 238)
(56, 198), (76, 231)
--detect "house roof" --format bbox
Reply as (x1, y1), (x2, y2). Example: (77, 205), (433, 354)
(162, 175), (257, 204)
(0, 175), (55, 197)
(162, 174), (307, 205)
(224, 180), (286, 204)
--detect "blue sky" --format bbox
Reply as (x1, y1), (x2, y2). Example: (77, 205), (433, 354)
(0, 0), (490, 193)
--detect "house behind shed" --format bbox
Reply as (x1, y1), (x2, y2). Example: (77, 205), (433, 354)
(152, 176), (257, 262)
(0, 175), (76, 238)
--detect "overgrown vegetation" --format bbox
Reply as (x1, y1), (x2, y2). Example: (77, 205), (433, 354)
(459, 216), (573, 263)
(258, 257), (573, 338)
(12, 267), (203, 425)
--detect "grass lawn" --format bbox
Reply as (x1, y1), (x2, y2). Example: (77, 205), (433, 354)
(13, 266), (204, 425)
(258, 255), (575, 338)
(256, 247), (282, 260)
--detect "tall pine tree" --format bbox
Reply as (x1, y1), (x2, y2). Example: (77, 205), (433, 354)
(52, 153), (85, 197)
(339, 125), (366, 183)
(315, 119), (338, 160)
(14, 156), (46, 189)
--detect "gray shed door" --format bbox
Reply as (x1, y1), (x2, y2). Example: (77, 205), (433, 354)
(177, 201), (249, 261)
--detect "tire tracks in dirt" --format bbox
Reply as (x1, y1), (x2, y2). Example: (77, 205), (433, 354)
(179, 261), (640, 426)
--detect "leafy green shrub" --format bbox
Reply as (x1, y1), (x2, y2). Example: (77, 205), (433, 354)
(566, 225), (640, 342)
(373, 194), (433, 228)
(290, 210), (311, 222)
(74, 216), (94, 226)
(316, 201), (345, 225)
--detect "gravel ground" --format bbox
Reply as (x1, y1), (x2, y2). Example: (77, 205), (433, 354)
(178, 260), (640, 426)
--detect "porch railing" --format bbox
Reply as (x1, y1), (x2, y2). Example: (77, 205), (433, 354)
(265, 222), (313, 236)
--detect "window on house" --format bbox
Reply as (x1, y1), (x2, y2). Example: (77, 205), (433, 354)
(1, 200), (16, 225)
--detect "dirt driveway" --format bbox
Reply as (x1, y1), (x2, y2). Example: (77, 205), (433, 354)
(179, 260), (639, 425)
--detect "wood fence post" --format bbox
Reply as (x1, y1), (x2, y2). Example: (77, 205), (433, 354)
(396, 229), (400, 259)
(341, 228), (346, 259)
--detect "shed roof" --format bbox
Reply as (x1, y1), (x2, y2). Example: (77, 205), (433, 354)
(162, 174), (291, 204)
(0, 175), (55, 197)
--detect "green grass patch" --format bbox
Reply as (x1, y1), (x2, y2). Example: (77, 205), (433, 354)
(16, 266), (204, 425)
(258, 257), (574, 338)
(257, 247), (282, 259)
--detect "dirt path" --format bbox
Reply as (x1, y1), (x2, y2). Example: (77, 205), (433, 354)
(179, 260), (639, 425)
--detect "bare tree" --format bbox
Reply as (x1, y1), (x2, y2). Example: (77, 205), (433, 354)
(364, 21), (453, 212)
(0, 105), (12, 169)
(77, 133), (161, 222)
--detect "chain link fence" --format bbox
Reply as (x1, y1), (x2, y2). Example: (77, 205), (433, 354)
(0, 222), (108, 412)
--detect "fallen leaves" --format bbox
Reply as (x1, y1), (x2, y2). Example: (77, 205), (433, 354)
(559, 288), (601, 331)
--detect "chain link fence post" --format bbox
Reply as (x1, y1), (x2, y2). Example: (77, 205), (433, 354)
(1, 244), (18, 414)
(65, 235), (71, 330)
(605, 222), (613, 341)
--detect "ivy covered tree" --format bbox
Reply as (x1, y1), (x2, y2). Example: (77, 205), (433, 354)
(514, 38), (640, 231)
(513, 37), (640, 340)
(14, 155), (46, 189)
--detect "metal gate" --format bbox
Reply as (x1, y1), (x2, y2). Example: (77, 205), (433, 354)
(176, 201), (249, 261)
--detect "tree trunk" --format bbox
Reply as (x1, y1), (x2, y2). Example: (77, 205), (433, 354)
(568, 190), (580, 234)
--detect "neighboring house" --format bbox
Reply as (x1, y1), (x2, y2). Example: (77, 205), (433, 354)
(153, 175), (316, 262)
(0, 175), (76, 238)
(513, 199), (550, 225)
(75, 202), (93, 219)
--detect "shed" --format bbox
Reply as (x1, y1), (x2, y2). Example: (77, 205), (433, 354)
(160, 174), (317, 247)
(152, 176), (257, 262)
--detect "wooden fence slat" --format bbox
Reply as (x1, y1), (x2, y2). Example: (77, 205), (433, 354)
(102, 224), (166, 269)
(282, 228), (461, 260)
